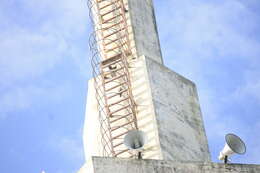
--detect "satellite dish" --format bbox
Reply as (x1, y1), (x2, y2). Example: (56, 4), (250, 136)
(218, 133), (246, 163)
(124, 130), (147, 157)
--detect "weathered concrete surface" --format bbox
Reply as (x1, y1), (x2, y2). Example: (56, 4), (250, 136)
(129, 56), (163, 159)
(146, 57), (211, 162)
(82, 79), (102, 161)
(80, 56), (211, 165)
(128, 0), (163, 64)
(92, 157), (260, 173)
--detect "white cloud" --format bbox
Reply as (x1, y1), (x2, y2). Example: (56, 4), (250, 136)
(56, 137), (83, 161)
(230, 69), (260, 104)
(0, 0), (91, 118)
(48, 128), (84, 164)
(46, 130), (84, 173)
(233, 80), (260, 103)
(156, 0), (260, 76)
(0, 0), (90, 88)
(0, 30), (68, 87)
(0, 82), (73, 118)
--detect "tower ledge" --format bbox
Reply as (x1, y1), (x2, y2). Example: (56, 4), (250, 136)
(81, 157), (260, 173)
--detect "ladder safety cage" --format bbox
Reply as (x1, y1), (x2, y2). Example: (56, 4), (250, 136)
(87, 0), (138, 157)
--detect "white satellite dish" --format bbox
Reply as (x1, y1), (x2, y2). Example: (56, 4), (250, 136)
(218, 133), (246, 163)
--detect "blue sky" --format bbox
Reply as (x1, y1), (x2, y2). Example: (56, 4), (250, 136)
(0, 0), (259, 173)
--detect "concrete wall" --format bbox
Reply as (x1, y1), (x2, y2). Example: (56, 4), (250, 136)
(92, 157), (260, 173)
(82, 56), (163, 161)
(129, 56), (162, 159)
(83, 79), (103, 161)
(81, 56), (210, 165)
(146, 57), (211, 162)
(128, 0), (163, 64)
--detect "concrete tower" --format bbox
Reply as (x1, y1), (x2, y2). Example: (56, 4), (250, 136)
(78, 0), (260, 172)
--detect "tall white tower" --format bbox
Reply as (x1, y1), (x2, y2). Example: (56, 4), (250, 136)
(78, 0), (210, 172)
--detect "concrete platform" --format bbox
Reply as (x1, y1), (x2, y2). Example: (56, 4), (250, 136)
(90, 157), (260, 173)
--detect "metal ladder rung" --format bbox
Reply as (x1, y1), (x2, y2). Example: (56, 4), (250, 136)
(104, 74), (126, 84)
(110, 112), (132, 123)
(101, 58), (121, 68)
(102, 13), (122, 24)
(101, 53), (122, 67)
(105, 42), (127, 53)
(112, 130), (129, 140)
(101, 6), (121, 17)
(105, 81), (127, 92)
(114, 149), (129, 157)
(113, 142), (123, 148)
(102, 20), (124, 30)
(104, 34), (126, 46)
(99, 0), (120, 10)
(111, 120), (134, 132)
(109, 104), (130, 115)
(97, 0), (107, 3)
(107, 88), (128, 99)
(103, 27), (125, 39)
(108, 97), (129, 107)
(103, 66), (124, 75)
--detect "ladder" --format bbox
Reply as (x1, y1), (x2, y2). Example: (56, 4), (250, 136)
(88, 0), (138, 157)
